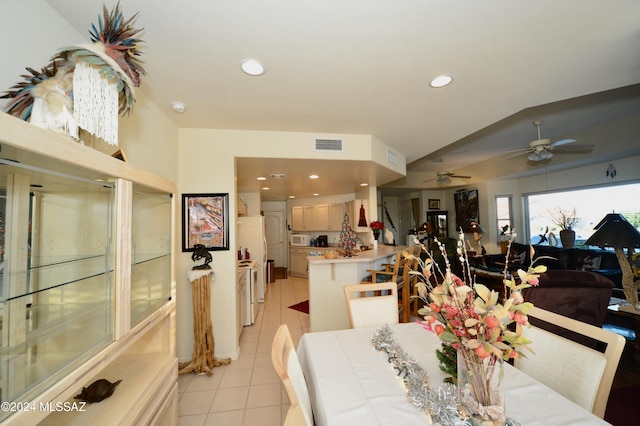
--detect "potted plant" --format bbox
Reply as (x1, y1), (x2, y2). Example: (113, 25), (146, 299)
(548, 207), (578, 248)
(370, 220), (384, 241)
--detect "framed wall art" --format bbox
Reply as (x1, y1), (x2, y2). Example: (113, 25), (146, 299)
(182, 193), (229, 252)
(428, 199), (440, 210)
(454, 189), (479, 232)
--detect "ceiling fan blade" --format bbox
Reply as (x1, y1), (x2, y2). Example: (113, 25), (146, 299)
(499, 150), (530, 162)
(553, 144), (594, 152)
(450, 174), (471, 179)
(551, 138), (577, 147)
(422, 177), (438, 183)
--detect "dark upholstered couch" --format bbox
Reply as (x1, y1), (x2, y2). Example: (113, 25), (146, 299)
(488, 242), (622, 291)
(521, 270), (614, 327)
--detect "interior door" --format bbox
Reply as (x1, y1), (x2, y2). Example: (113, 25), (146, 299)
(264, 210), (285, 267)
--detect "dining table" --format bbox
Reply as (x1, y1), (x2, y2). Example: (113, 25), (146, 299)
(297, 322), (610, 425)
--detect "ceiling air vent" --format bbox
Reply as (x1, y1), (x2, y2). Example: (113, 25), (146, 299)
(387, 149), (398, 165)
(315, 138), (343, 151)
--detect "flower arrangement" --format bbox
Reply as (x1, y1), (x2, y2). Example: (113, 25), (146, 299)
(409, 230), (547, 424)
(548, 207), (578, 230)
(369, 220), (385, 230)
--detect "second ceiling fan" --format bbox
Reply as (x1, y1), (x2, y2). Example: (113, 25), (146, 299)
(506, 119), (594, 161)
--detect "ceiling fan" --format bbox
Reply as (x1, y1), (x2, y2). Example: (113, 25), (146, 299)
(423, 170), (471, 184)
(505, 119), (594, 162)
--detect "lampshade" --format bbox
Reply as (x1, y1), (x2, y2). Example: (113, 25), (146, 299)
(469, 222), (485, 233)
(585, 213), (640, 248)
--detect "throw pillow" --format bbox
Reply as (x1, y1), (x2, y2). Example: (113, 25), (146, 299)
(509, 251), (525, 265)
(579, 255), (602, 271)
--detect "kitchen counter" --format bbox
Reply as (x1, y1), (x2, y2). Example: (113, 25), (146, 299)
(307, 244), (402, 265)
(307, 245), (406, 332)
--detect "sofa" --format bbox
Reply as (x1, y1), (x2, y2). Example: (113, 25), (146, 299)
(488, 242), (623, 293)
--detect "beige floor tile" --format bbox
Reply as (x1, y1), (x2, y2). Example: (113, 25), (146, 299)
(178, 413), (207, 426)
(185, 372), (224, 392)
(203, 410), (244, 426)
(251, 366), (279, 385)
(246, 382), (282, 408)
(226, 352), (256, 371)
(242, 405), (283, 426)
(219, 368), (253, 388)
(178, 374), (194, 394)
(253, 352), (273, 369)
(178, 390), (216, 416)
(209, 386), (250, 412)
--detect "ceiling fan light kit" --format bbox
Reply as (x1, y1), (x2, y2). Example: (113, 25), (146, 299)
(502, 119), (594, 162)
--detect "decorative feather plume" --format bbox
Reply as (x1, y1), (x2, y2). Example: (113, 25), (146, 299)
(89, 2), (146, 87)
(1, 59), (71, 120)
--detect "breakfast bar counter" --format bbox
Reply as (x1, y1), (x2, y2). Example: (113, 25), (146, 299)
(307, 245), (404, 332)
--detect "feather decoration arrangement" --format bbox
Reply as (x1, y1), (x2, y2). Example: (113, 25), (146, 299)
(1, 2), (145, 146)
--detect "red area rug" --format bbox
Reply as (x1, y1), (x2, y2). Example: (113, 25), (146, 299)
(288, 300), (309, 314)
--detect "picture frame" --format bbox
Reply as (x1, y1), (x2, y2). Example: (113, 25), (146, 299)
(428, 199), (440, 210)
(454, 189), (479, 232)
(182, 193), (229, 252)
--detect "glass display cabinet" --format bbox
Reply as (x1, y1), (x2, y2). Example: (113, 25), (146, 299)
(426, 210), (449, 239)
(0, 113), (177, 425)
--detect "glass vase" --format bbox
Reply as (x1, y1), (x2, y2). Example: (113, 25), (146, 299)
(457, 350), (505, 426)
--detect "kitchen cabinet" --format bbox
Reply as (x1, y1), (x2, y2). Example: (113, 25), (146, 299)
(303, 205), (317, 230)
(329, 203), (346, 230)
(291, 205), (317, 231)
(316, 204), (330, 230)
(289, 247), (309, 277)
(0, 113), (176, 425)
(291, 202), (358, 232)
(289, 246), (337, 278)
(291, 206), (305, 231)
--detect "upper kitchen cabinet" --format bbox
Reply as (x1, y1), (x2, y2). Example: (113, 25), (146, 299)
(0, 113), (177, 425)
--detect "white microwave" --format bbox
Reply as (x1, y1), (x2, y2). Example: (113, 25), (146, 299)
(291, 234), (311, 246)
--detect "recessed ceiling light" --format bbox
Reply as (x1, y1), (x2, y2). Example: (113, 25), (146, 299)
(360, 183), (369, 187)
(313, 193), (319, 196)
(262, 187), (270, 190)
(288, 195), (295, 199)
(171, 101), (187, 113)
(241, 59), (265, 76)
(257, 177), (267, 181)
(429, 75), (453, 88)
(309, 174), (319, 179)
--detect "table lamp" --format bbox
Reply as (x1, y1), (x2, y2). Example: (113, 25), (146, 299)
(469, 221), (485, 253)
(585, 213), (640, 310)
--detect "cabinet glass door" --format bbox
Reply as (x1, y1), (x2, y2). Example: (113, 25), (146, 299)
(0, 159), (114, 414)
(131, 186), (172, 327)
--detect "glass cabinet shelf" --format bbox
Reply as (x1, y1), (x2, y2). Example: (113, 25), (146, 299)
(0, 113), (177, 425)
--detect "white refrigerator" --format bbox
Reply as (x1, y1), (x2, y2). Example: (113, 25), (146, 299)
(237, 215), (267, 303)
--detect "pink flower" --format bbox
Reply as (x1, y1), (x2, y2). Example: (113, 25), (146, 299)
(434, 324), (446, 336)
(527, 276), (540, 286)
(513, 312), (528, 325)
(429, 302), (441, 313)
(475, 345), (491, 358)
(485, 316), (499, 329)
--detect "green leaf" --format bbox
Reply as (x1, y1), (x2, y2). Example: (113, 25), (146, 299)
(474, 284), (490, 302)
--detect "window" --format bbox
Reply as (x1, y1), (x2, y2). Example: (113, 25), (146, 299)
(524, 182), (640, 245)
(496, 196), (512, 241)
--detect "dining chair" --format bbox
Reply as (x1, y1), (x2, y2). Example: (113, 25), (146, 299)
(271, 324), (314, 426)
(515, 306), (625, 418)
(343, 282), (399, 328)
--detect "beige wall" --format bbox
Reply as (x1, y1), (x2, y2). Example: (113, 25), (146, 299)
(177, 128), (399, 359)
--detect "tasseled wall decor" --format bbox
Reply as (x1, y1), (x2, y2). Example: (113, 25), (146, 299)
(1, 3), (145, 147)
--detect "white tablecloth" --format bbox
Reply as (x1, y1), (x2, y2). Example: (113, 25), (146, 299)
(297, 322), (610, 426)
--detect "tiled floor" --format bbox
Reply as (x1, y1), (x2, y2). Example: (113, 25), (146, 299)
(177, 275), (310, 426)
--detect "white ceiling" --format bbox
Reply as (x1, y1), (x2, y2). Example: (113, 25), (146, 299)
(47, 0), (640, 200)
